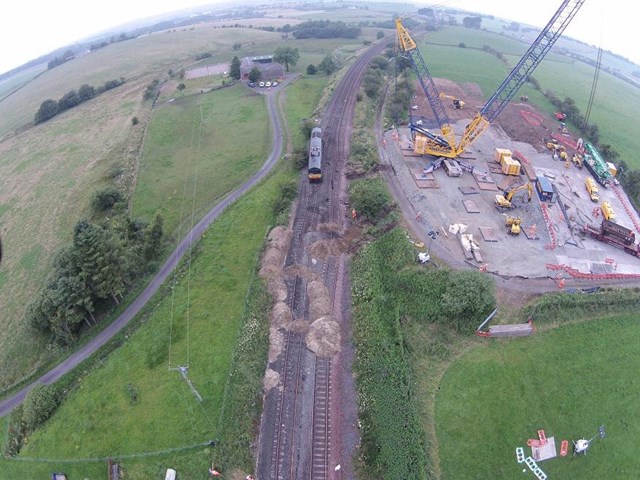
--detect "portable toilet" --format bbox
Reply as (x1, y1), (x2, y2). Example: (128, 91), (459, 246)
(535, 175), (554, 202)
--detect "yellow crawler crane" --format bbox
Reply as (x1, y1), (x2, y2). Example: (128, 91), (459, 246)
(396, 0), (585, 158)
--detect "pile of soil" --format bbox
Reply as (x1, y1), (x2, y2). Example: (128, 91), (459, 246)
(307, 280), (332, 321)
(259, 226), (292, 278)
(268, 326), (284, 363)
(271, 301), (292, 328)
(267, 277), (288, 303)
(263, 368), (280, 392)
(305, 316), (341, 358)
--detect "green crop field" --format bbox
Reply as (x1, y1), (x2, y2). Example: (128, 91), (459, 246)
(435, 314), (640, 479)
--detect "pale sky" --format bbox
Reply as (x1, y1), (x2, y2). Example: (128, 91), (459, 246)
(1, 0), (638, 76)
(447, 0), (639, 65)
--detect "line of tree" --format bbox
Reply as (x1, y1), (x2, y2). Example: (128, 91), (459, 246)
(25, 191), (164, 346)
(34, 78), (126, 125)
(292, 20), (361, 39)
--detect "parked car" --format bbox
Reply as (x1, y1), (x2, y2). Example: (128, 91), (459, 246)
(248, 81), (255, 87)
(272, 81), (278, 87)
(265, 81), (272, 87)
(259, 81), (265, 87)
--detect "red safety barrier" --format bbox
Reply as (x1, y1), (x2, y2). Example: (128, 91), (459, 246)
(560, 440), (569, 456)
(546, 263), (640, 280)
(540, 203), (557, 250)
(612, 185), (640, 234)
(527, 438), (543, 447)
(551, 133), (584, 153)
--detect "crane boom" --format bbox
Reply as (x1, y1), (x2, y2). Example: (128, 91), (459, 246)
(395, 19), (457, 154)
(456, 0), (586, 154)
(396, 0), (585, 158)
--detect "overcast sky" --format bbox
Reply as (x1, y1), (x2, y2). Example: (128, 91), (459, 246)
(1, 0), (638, 76)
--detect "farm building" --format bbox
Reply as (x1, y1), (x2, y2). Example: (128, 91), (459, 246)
(240, 55), (285, 81)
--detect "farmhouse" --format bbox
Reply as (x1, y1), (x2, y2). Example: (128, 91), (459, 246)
(240, 55), (284, 81)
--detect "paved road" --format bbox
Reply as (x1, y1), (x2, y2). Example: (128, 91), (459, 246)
(0, 82), (287, 417)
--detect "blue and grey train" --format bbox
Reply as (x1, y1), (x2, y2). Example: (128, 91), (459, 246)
(308, 127), (322, 182)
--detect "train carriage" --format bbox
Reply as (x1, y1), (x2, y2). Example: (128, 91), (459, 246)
(308, 127), (322, 182)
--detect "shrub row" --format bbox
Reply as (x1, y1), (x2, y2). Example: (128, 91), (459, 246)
(524, 287), (640, 323)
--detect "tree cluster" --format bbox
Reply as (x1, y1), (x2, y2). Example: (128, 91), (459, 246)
(47, 49), (75, 70)
(34, 78), (125, 124)
(26, 205), (164, 346)
(462, 16), (482, 29)
(274, 46), (299, 72)
(292, 20), (361, 39)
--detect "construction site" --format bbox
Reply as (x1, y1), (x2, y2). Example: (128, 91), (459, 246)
(383, 12), (640, 283)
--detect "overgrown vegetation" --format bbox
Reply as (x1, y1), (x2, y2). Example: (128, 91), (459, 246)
(292, 20), (361, 39)
(524, 287), (640, 323)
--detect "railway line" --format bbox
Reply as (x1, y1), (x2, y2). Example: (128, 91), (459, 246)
(257, 41), (386, 479)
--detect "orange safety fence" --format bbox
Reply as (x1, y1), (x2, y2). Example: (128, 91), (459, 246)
(540, 203), (557, 250)
(546, 263), (640, 280)
(611, 184), (640, 234)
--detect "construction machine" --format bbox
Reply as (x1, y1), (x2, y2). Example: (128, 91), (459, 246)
(505, 216), (522, 235)
(439, 92), (465, 109)
(601, 200), (616, 221)
(572, 153), (583, 168)
(585, 177), (599, 202)
(396, 0), (585, 158)
(495, 182), (533, 210)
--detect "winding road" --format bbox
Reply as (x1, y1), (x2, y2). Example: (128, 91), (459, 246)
(0, 82), (287, 417)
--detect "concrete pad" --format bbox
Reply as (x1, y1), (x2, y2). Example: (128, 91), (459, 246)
(590, 262), (615, 274)
(463, 200), (480, 213)
(532, 437), (557, 462)
(459, 186), (478, 195)
(479, 227), (499, 242)
(414, 179), (439, 189)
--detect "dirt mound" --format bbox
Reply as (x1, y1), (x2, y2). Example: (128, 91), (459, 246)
(268, 326), (284, 363)
(316, 222), (343, 233)
(259, 226), (292, 278)
(305, 316), (341, 358)
(263, 368), (280, 392)
(267, 277), (288, 302)
(307, 280), (332, 321)
(308, 237), (350, 259)
(283, 264), (320, 282)
(271, 301), (292, 328)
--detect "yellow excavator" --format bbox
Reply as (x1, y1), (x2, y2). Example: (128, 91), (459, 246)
(439, 92), (465, 109)
(495, 182), (533, 210)
(505, 216), (522, 235)
(395, 1), (585, 158)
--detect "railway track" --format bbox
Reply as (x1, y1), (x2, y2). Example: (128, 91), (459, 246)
(257, 41), (386, 479)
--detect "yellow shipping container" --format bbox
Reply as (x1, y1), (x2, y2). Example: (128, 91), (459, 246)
(495, 148), (512, 163)
(501, 157), (521, 176)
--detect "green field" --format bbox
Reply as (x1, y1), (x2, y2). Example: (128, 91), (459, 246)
(436, 314), (640, 479)
(132, 84), (269, 237)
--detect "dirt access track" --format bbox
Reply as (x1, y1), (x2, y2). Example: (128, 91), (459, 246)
(383, 78), (640, 284)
